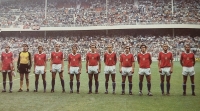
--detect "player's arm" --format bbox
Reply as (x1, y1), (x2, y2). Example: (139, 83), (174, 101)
(44, 54), (47, 73)
(79, 55), (82, 74)
(11, 53), (15, 71)
(98, 56), (101, 73)
(193, 54), (196, 66)
(28, 52), (32, 69)
(61, 53), (64, 71)
(119, 55), (122, 73)
(114, 53), (117, 65)
(131, 54), (135, 73)
(68, 55), (70, 74)
(137, 54), (140, 64)
(86, 54), (88, 73)
(33, 54), (36, 73)
(149, 53), (152, 65)
(170, 53), (173, 73)
(104, 53), (106, 64)
(50, 53), (52, 72)
(157, 53), (161, 72)
(0, 54), (2, 71)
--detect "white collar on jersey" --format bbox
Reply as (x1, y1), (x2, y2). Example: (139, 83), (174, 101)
(184, 51), (192, 54)
(4, 51), (11, 53)
(140, 52), (147, 55)
(71, 52), (78, 56)
(106, 51), (114, 54)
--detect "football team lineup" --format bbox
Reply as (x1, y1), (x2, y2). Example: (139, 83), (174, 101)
(1, 43), (198, 97)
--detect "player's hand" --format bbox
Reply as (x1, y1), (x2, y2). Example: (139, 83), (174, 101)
(159, 69), (162, 73)
(170, 69), (173, 74)
(131, 69), (134, 74)
(98, 69), (100, 73)
(78, 69), (81, 74)
(119, 69), (122, 74)
(68, 71), (70, 74)
(12, 68), (15, 71)
(86, 69), (88, 73)
(33, 70), (35, 74)
(50, 68), (52, 72)
(44, 69), (46, 73)
(0, 69), (2, 72)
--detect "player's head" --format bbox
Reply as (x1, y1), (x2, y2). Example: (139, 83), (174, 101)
(124, 45), (130, 53)
(38, 46), (43, 53)
(107, 44), (113, 53)
(22, 44), (28, 51)
(72, 44), (78, 53)
(184, 44), (190, 52)
(90, 44), (96, 52)
(140, 44), (147, 52)
(55, 44), (60, 51)
(5, 45), (10, 52)
(162, 43), (169, 52)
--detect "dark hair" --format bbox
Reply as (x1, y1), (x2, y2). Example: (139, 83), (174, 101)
(38, 46), (43, 49)
(22, 44), (28, 47)
(90, 44), (96, 48)
(125, 46), (130, 50)
(140, 44), (147, 49)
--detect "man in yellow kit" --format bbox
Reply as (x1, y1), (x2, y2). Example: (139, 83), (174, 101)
(17, 44), (32, 92)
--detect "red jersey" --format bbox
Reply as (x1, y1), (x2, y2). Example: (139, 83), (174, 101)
(180, 52), (195, 67)
(51, 51), (63, 64)
(1, 52), (13, 70)
(68, 53), (81, 67)
(158, 51), (173, 68)
(86, 52), (100, 66)
(120, 53), (134, 67)
(137, 52), (152, 68)
(104, 52), (117, 66)
(34, 53), (46, 66)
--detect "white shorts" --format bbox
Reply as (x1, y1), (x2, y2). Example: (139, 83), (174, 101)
(121, 67), (133, 76)
(35, 66), (45, 74)
(160, 67), (171, 76)
(52, 64), (62, 73)
(104, 65), (116, 74)
(138, 68), (151, 75)
(88, 65), (98, 74)
(182, 67), (195, 76)
(69, 67), (80, 74)
(2, 70), (11, 72)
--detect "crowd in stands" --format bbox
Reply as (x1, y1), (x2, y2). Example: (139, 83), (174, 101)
(0, 0), (200, 28)
(0, 34), (199, 61)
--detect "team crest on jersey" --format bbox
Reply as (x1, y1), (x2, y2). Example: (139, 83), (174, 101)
(143, 58), (145, 61)
(109, 58), (112, 60)
(92, 57), (94, 59)
(165, 57), (167, 60)
(56, 56), (58, 59)
(39, 57), (41, 60)
(5, 57), (8, 59)
(126, 59), (128, 61)
(73, 59), (75, 61)
(187, 57), (189, 60)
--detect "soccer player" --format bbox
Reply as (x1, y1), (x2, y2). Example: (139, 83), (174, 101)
(104, 44), (117, 94)
(180, 44), (196, 96)
(50, 44), (65, 92)
(0, 45), (14, 93)
(17, 44), (32, 92)
(158, 44), (173, 95)
(137, 44), (153, 96)
(33, 46), (47, 92)
(68, 45), (82, 94)
(119, 46), (135, 95)
(86, 44), (101, 94)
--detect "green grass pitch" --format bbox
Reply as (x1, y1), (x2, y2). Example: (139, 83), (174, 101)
(0, 62), (199, 111)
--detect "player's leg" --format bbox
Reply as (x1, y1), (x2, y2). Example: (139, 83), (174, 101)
(105, 74), (109, 94)
(34, 74), (39, 92)
(183, 75), (187, 96)
(88, 74), (93, 94)
(94, 74), (99, 94)
(160, 75), (165, 95)
(139, 74), (144, 95)
(2, 72), (7, 92)
(51, 72), (56, 92)
(69, 74), (74, 93)
(75, 74), (80, 93)
(166, 75), (171, 95)
(8, 71), (13, 93)
(128, 75), (133, 95)
(25, 73), (29, 92)
(146, 75), (153, 96)
(121, 75), (126, 95)
(42, 73), (46, 92)
(111, 74), (116, 94)
(59, 72), (65, 92)
(18, 73), (24, 92)
(190, 75), (195, 96)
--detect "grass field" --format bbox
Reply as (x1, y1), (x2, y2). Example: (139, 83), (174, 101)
(0, 61), (199, 111)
